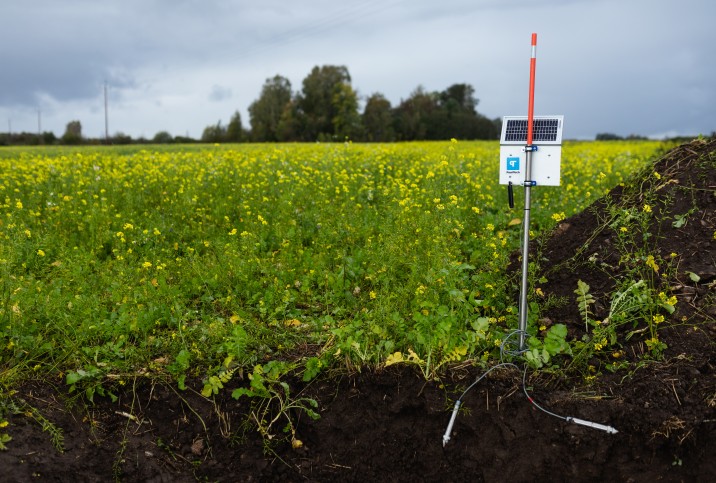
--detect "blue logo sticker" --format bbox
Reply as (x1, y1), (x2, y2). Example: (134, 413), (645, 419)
(506, 157), (520, 172)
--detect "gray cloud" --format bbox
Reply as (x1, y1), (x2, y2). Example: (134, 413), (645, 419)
(0, 0), (714, 139)
(208, 85), (232, 102)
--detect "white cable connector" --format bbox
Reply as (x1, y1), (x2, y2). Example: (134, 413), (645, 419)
(566, 417), (618, 434)
(442, 400), (461, 447)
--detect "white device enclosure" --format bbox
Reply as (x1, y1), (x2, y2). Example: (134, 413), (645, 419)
(499, 115), (563, 186)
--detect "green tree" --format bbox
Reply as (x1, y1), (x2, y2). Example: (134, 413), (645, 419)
(439, 83), (478, 113)
(226, 111), (246, 142)
(362, 93), (394, 142)
(393, 83), (497, 140)
(249, 75), (292, 142)
(152, 131), (174, 144)
(393, 86), (438, 141)
(276, 100), (303, 142)
(596, 133), (623, 141)
(112, 132), (132, 145)
(332, 82), (362, 140)
(62, 120), (83, 145)
(295, 65), (359, 141)
(201, 121), (226, 143)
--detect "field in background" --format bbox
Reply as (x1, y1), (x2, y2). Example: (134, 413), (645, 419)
(0, 140), (668, 394)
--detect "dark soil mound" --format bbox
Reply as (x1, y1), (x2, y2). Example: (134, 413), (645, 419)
(2, 139), (714, 482)
(539, 137), (716, 329)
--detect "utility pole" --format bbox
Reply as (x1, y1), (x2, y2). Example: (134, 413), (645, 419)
(104, 82), (109, 144)
(38, 109), (42, 143)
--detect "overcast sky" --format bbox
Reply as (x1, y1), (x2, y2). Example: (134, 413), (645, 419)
(1, 0), (713, 140)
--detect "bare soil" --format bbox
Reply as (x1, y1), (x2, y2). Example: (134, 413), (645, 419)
(2, 138), (714, 482)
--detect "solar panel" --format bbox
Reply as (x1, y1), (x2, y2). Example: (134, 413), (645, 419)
(500, 116), (563, 145)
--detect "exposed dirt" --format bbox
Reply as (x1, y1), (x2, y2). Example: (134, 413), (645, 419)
(2, 138), (714, 482)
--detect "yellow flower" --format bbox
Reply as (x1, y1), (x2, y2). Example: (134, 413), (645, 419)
(369, 291), (377, 300)
(652, 314), (665, 324)
(551, 212), (566, 222)
(643, 204), (652, 213)
(645, 255), (659, 273)
(37, 249), (45, 257)
(228, 228), (237, 235)
(142, 261), (152, 269)
(15, 201), (23, 209)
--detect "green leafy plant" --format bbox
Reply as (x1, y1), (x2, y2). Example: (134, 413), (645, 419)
(201, 366), (237, 398)
(575, 280), (596, 332)
(524, 324), (571, 369)
(66, 367), (117, 404)
(232, 361), (320, 447)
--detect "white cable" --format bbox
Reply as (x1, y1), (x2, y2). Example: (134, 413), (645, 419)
(442, 359), (618, 446)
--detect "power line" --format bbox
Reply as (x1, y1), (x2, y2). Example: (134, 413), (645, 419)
(236, 0), (405, 61)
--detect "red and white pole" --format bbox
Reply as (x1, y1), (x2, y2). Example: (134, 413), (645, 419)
(527, 33), (537, 146)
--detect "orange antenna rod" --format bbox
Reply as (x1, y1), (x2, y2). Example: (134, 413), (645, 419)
(527, 33), (537, 145)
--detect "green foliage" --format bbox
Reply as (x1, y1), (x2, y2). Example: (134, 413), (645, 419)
(66, 367), (117, 404)
(362, 93), (394, 142)
(232, 361), (319, 445)
(575, 280), (596, 332)
(525, 324), (571, 369)
(61, 120), (83, 145)
(0, 431), (10, 450)
(201, 361), (237, 397)
(249, 75), (293, 142)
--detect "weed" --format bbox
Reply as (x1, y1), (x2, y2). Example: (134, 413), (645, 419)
(231, 361), (320, 447)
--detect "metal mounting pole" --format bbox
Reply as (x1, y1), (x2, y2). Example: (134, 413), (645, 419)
(518, 33), (538, 351)
(518, 149), (533, 350)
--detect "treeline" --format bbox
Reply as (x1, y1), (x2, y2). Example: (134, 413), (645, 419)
(1, 65), (503, 146)
(222, 65), (502, 143)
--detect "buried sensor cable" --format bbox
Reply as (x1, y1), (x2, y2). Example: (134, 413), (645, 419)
(520, 365), (619, 435)
(442, 362), (520, 447)
(442, 361), (618, 446)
